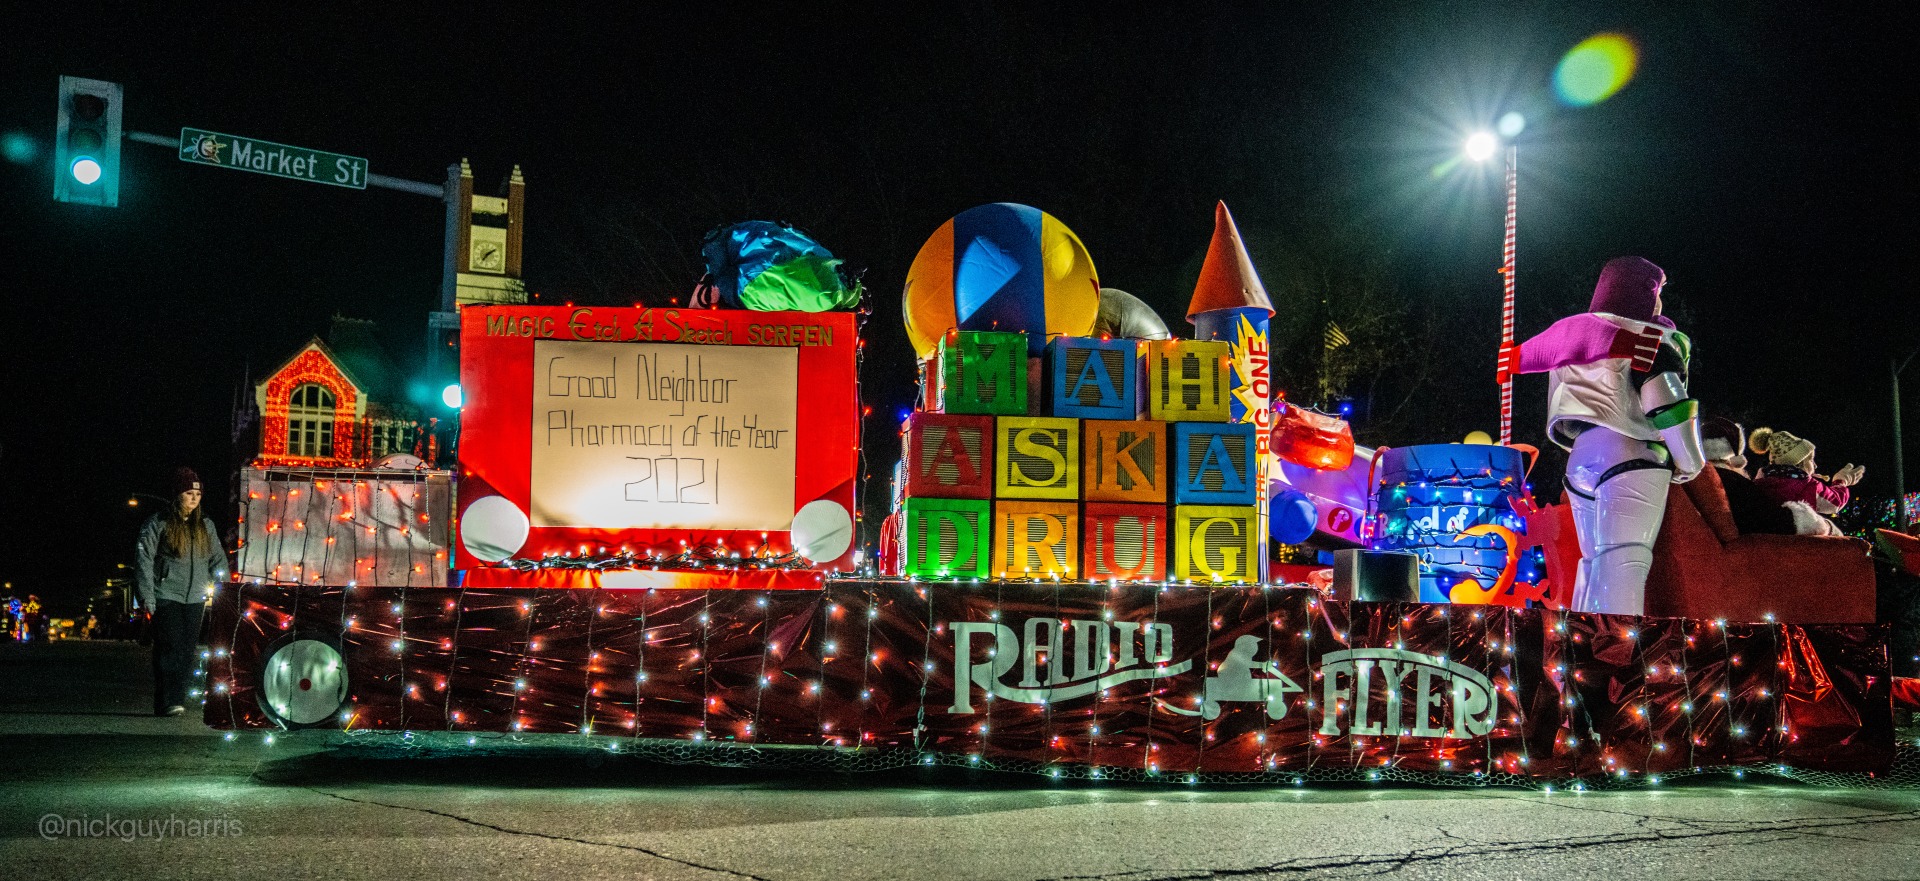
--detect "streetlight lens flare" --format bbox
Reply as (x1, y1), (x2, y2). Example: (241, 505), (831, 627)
(1464, 132), (1499, 163)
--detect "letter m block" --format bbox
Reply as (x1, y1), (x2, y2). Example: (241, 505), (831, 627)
(1173, 505), (1260, 584)
(1174, 422), (1258, 505)
(902, 498), (991, 579)
(1146, 339), (1231, 422)
(902, 412), (994, 499)
(936, 330), (1027, 415)
(993, 500), (1080, 579)
(1083, 419), (1166, 503)
(1048, 336), (1140, 419)
(1083, 503), (1166, 581)
(995, 416), (1080, 499)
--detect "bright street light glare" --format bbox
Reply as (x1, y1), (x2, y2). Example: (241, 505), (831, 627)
(70, 156), (102, 184)
(442, 383), (463, 409)
(1464, 132), (1499, 162)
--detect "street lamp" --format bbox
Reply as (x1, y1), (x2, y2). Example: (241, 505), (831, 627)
(1468, 132), (1520, 445)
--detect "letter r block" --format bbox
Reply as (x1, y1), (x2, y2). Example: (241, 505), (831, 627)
(1048, 336), (1140, 419)
(901, 498), (991, 579)
(1082, 419), (1166, 503)
(995, 416), (1080, 500)
(1173, 504), (1261, 583)
(936, 330), (1027, 415)
(902, 412), (994, 499)
(993, 500), (1080, 579)
(1083, 503), (1166, 581)
(1146, 340), (1231, 422)
(1174, 422), (1258, 505)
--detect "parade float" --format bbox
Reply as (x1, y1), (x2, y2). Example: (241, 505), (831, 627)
(203, 204), (1910, 787)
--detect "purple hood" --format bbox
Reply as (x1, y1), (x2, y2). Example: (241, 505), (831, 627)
(1591, 256), (1673, 329)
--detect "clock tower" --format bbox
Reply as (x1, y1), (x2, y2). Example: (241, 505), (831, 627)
(438, 159), (527, 312)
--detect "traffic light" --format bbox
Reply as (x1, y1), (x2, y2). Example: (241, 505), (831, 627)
(53, 75), (123, 207)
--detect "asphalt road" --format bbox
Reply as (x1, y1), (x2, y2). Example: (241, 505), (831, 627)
(4, 639), (1920, 880)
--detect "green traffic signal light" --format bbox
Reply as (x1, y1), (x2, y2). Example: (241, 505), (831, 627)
(53, 75), (121, 206)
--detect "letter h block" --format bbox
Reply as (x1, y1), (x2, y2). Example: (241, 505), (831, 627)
(901, 498), (991, 579)
(995, 416), (1079, 499)
(935, 330), (1027, 415)
(1146, 339), (1231, 422)
(1048, 336), (1140, 419)
(1174, 505), (1261, 583)
(1173, 422), (1258, 505)
(1083, 503), (1166, 581)
(993, 500), (1079, 579)
(1082, 419), (1166, 503)
(901, 412), (994, 499)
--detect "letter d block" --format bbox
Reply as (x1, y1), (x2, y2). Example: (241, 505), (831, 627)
(901, 498), (991, 578)
(1174, 505), (1260, 583)
(1048, 336), (1140, 419)
(1173, 422), (1258, 505)
(1146, 339), (1231, 422)
(902, 412), (994, 499)
(936, 330), (1027, 415)
(995, 416), (1079, 499)
(1083, 503), (1166, 581)
(993, 500), (1079, 579)
(1083, 419), (1166, 503)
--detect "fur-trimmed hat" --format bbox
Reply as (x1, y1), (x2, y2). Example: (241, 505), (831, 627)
(1749, 427), (1815, 467)
(1700, 416), (1745, 464)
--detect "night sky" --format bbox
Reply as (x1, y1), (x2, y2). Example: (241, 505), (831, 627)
(4, 4), (1914, 612)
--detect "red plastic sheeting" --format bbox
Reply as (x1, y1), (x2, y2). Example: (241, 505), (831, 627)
(203, 581), (1894, 778)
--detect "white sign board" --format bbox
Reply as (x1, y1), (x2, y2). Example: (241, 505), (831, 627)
(530, 339), (798, 531)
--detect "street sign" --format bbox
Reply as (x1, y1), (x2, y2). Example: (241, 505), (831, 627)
(178, 127), (367, 189)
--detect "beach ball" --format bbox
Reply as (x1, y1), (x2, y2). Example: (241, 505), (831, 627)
(903, 203), (1101, 358)
(1270, 490), (1319, 545)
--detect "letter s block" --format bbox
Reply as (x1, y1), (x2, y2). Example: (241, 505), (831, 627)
(995, 416), (1079, 500)
(1083, 503), (1166, 581)
(1146, 339), (1231, 422)
(1174, 504), (1260, 583)
(1173, 422), (1258, 505)
(902, 412), (994, 499)
(935, 330), (1027, 415)
(1048, 336), (1140, 419)
(993, 500), (1080, 579)
(901, 497), (991, 578)
(1083, 419), (1166, 503)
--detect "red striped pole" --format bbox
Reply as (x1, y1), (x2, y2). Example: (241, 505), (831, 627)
(1498, 144), (1518, 446)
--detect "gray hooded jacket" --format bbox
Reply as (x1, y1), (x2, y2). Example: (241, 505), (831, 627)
(135, 510), (228, 608)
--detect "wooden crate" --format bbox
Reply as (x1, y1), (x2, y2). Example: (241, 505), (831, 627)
(1173, 504), (1261, 583)
(1173, 422), (1258, 505)
(934, 330), (1027, 415)
(900, 497), (992, 578)
(1048, 336), (1141, 419)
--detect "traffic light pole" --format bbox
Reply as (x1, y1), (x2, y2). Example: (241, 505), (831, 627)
(123, 130), (444, 198)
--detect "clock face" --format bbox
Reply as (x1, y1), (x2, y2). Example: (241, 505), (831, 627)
(471, 240), (504, 272)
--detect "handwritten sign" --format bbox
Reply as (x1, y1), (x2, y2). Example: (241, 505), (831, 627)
(529, 339), (798, 531)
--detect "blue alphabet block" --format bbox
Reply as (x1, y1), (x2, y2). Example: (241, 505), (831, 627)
(1173, 422), (1258, 505)
(1048, 336), (1140, 419)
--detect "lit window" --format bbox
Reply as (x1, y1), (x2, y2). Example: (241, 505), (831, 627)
(288, 384), (336, 457)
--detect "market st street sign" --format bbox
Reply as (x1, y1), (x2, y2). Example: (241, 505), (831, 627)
(178, 128), (367, 189)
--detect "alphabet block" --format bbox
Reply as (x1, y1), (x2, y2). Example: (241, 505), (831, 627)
(1173, 504), (1261, 583)
(1173, 422), (1258, 505)
(935, 330), (1027, 415)
(995, 416), (1080, 500)
(1083, 503), (1166, 581)
(1082, 419), (1166, 503)
(1145, 339), (1231, 422)
(993, 500), (1080, 579)
(902, 412), (994, 499)
(1048, 336), (1140, 419)
(901, 498), (991, 578)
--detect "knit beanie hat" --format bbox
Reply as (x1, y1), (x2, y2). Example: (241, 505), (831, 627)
(1749, 428), (1814, 467)
(170, 466), (203, 495)
(1590, 256), (1673, 328)
(1700, 417), (1745, 464)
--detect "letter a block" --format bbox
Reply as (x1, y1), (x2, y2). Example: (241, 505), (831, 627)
(1048, 336), (1140, 419)
(993, 500), (1080, 579)
(902, 498), (991, 578)
(1146, 339), (1231, 422)
(1083, 503), (1166, 581)
(1082, 419), (1166, 503)
(1174, 422), (1258, 505)
(902, 412), (994, 499)
(936, 330), (1027, 415)
(995, 416), (1079, 499)
(1174, 505), (1261, 583)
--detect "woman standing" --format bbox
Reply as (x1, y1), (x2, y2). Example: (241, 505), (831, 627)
(135, 467), (227, 717)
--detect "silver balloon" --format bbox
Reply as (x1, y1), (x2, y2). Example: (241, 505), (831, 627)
(1092, 288), (1171, 340)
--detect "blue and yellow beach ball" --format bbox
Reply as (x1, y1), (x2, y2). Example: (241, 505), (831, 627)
(903, 203), (1101, 358)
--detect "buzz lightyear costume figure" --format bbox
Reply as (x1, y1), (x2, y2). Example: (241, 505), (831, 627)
(1499, 257), (1705, 615)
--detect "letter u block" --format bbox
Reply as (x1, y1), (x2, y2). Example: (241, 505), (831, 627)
(1083, 503), (1166, 581)
(1146, 339), (1232, 422)
(1048, 336), (1140, 419)
(1082, 419), (1166, 503)
(1173, 504), (1261, 583)
(901, 498), (991, 578)
(1173, 422), (1258, 505)
(902, 412), (994, 499)
(995, 416), (1079, 499)
(936, 330), (1027, 415)
(993, 500), (1080, 579)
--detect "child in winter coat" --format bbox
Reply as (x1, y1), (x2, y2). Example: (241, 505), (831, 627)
(1751, 428), (1863, 527)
